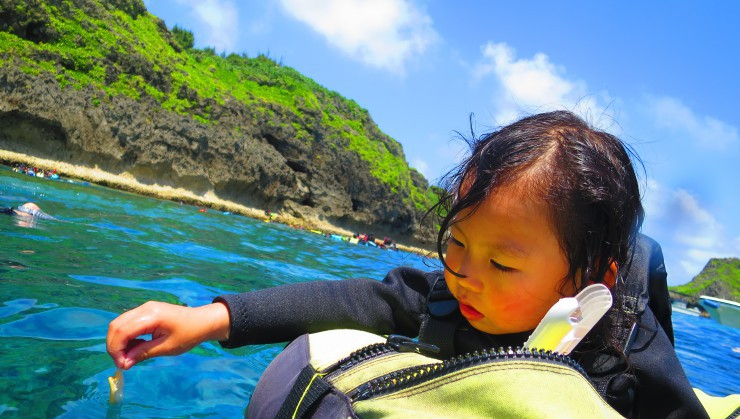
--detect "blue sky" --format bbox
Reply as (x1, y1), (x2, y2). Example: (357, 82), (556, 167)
(142, 0), (739, 286)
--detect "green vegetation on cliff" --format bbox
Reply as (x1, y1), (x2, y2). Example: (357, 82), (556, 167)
(0, 0), (438, 213)
(669, 258), (740, 302)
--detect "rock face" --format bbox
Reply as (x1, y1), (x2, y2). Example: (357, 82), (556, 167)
(669, 258), (740, 302)
(0, 66), (429, 241)
(0, 0), (439, 245)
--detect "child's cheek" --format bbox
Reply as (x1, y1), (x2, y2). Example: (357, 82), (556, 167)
(493, 292), (551, 330)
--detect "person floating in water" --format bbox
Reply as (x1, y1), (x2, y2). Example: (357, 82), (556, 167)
(1, 202), (55, 220)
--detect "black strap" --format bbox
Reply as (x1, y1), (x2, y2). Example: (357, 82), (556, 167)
(419, 277), (461, 358)
(276, 365), (332, 419)
(427, 277), (459, 317)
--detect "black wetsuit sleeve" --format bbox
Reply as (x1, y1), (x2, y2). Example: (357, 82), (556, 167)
(644, 236), (674, 345)
(213, 267), (439, 348)
(630, 307), (709, 419)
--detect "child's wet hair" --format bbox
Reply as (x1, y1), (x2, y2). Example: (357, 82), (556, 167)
(433, 110), (645, 292)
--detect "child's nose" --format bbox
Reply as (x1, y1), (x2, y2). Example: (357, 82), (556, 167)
(457, 274), (483, 293)
(455, 258), (484, 292)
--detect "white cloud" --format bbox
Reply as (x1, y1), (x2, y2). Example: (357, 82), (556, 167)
(411, 158), (429, 179)
(278, 0), (438, 74)
(472, 42), (611, 125)
(175, 0), (239, 51)
(643, 183), (736, 283)
(670, 190), (719, 232)
(642, 179), (665, 220)
(645, 96), (738, 149)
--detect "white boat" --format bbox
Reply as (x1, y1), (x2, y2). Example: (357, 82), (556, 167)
(671, 300), (702, 317)
(698, 296), (740, 329)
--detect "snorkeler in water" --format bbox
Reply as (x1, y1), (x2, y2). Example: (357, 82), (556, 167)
(1, 202), (55, 220)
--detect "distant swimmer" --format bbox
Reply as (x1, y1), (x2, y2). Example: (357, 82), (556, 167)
(1, 202), (56, 220)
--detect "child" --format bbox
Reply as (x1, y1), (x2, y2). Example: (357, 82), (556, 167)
(107, 110), (707, 418)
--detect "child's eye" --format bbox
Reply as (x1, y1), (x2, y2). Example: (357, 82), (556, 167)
(490, 259), (514, 272)
(448, 236), (465, 248)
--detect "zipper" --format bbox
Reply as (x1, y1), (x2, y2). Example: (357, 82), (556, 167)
(728, 405), (740, 419)
(332, 342), (397, 373)
(350, 346), (587, 402)
(324, 335), (441, 375)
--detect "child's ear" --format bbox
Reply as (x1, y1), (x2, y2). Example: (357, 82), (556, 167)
(586, 261), (618, 289)
(602, 261), (618, 289)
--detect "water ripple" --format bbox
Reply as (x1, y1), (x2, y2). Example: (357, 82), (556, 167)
(0, 307), (115, 340)
(70, 275), (228, 307)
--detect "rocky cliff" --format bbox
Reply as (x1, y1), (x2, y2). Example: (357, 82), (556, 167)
(669, 258), (740, 302)
(0, 0), (440, 245)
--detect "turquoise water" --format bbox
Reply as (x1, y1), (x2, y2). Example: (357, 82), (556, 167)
(0, 166), (738, 417)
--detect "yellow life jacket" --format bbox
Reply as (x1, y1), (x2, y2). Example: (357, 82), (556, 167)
(247, 329), (627, 419)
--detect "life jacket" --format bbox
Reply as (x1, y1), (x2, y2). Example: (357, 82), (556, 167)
(246, 329), (625, 419)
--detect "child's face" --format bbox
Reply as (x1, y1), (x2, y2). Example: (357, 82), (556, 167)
(444, 181), (574, 335)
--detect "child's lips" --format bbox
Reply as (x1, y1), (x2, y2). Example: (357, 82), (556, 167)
(458, 302), (484, 320)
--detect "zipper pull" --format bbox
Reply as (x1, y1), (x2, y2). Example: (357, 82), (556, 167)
(386, 335), (440, 354)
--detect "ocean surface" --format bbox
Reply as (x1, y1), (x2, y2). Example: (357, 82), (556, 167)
(0, 166), (738, 418)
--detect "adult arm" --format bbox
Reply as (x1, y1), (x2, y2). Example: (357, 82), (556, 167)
(215, 267), (438, 348)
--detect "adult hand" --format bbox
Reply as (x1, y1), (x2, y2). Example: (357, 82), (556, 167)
(106, 301), (230, 370)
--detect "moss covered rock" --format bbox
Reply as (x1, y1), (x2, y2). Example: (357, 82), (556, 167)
(669, 258), (740, 302)
(0, 0), (439, 244)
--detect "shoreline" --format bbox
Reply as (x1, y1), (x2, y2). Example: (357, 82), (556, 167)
(0, 150), (434, 257)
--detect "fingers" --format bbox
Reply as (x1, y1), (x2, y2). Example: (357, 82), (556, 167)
(119, 336), (168, 370)
(105, 302), (231, 369)
(118, 338), (147, 370)
(106, 301), (171, 369)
